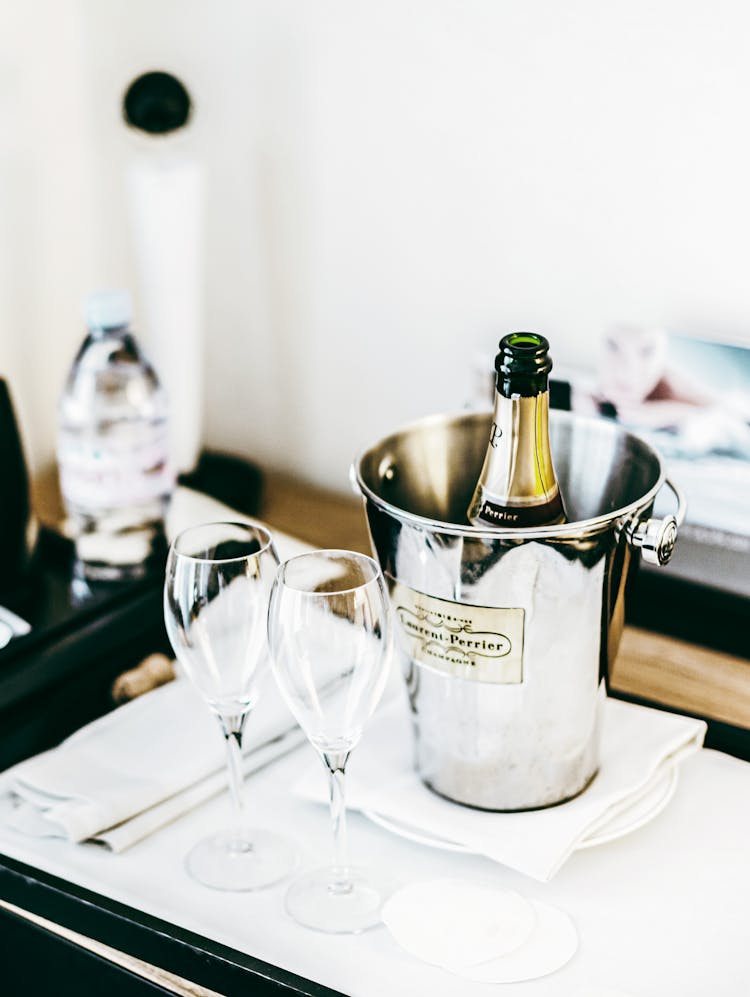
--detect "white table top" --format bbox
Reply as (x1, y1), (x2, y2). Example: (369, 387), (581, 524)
(0, 736), (748, 996)
(2, 489), (747, 994)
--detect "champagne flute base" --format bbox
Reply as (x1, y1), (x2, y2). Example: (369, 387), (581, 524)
(185, 828), (297, 891)
(285, 866), (388, 934)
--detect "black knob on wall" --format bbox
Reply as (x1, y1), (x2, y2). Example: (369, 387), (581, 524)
(123, 71), (192, 135)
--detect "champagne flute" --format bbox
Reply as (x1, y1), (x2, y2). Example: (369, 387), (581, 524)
(267, 549), (391, 933)
(164, 521), (296, 890)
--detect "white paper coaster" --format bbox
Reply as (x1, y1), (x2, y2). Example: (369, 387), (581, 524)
(381, 878), (536, 971)
(457, 899), (578, 983)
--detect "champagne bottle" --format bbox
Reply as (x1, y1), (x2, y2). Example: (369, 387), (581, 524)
(467, 332), (566, 527)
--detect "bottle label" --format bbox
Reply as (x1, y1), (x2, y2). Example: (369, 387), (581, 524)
(475, 488), (563, 527)
(390, 580), (525, 683)
(58, 428), (174, 510)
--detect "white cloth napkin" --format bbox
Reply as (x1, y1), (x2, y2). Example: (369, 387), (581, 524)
(0, 495), (313, 851)
(293, 692), (706, 881)
(0, 673), (304, 851)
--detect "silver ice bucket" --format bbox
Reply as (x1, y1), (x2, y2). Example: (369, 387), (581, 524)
(354, 411), (685, 810)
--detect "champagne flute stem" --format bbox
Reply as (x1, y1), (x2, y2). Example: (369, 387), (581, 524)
(323, 751), (351, 894)
(219, 713), (249, 848)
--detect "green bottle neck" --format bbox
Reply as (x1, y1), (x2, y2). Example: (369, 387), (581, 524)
(494, 332), (552, 398)
(496, 370), (550, 399)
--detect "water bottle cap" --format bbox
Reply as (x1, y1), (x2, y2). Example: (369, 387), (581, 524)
(84, 290), (132, 330)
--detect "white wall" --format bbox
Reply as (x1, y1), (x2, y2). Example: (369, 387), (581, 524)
(2, 1), (750, 491)
(0, 1), (95, 473)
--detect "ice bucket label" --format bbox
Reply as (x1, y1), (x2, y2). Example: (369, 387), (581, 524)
(390, 581), (524, 683)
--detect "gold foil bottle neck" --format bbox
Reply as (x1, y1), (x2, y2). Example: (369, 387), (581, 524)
(468, 389), (566, 527)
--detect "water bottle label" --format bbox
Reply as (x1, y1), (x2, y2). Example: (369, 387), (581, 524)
(59, 430), (174, 509)
(389, 580), (525, 683)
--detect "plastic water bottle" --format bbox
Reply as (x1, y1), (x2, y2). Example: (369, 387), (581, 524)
(57, 290), (174, 581)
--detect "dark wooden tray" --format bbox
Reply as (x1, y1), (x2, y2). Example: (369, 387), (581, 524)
(0, 529), (170, 772)
(0, 854), (344, 996)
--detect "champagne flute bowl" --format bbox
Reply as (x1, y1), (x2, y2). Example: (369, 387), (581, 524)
(267, 549), (392, 934)
(164, 521), (296, 891)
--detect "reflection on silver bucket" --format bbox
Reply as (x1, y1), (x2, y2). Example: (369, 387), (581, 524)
(354, 411), (685, 810)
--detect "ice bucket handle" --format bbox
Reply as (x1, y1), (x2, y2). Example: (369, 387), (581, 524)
(628, 477), (686, 567)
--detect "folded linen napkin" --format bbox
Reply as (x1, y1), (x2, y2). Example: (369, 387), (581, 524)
(293, 693), (706, 882)
(0, 500), (313, 851)
(1, 672), (304, 851)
